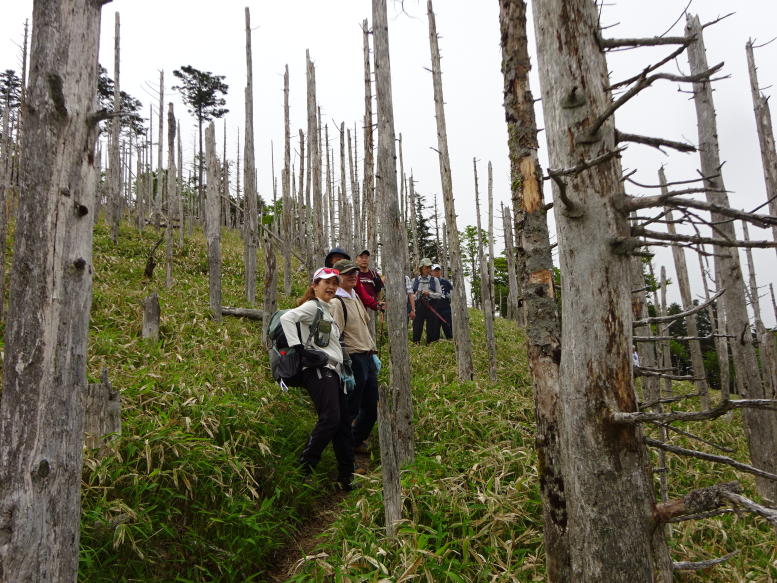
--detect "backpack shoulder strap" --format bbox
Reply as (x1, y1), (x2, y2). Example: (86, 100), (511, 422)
(412, 277), (420, 292)
(305, 299), (324, 348)
(336, 296), (348, 327)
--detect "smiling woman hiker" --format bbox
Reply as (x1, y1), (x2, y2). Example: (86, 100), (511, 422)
(279, 267), (357, 491)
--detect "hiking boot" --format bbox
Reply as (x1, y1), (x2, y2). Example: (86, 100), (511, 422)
(354, 442), (369, 455)
(354, 467), (368, 475)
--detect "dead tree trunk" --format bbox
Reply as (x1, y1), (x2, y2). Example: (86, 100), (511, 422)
(533, 0), (673, 579)
(487, 161), (496, 310)
(427, 0), (473, 381)
(409, 173), (420, 267)
(205, 122), (221, 322)
(155, 71), (164, 230)
(109, 11), (121, 243)
(0, 106), (9, 322)
(142, 293), (160, 341)
(499, 1), (568, 577)
(473, 159), (497, 381)
(0, 0), (103, 578)
(372, 0), (414, 521)
(687, 14), (777, 502)
(660, 168), (709, 407)
(262, 230), (277, 334)
(165, 103), (177, 289)
(306, 52), (322, 260)
(698, 250), (731, 399)
(177, 122), (184, 243)
(362, 19), (376, 254)
(348, 128), (361, 253)
(745, 40), (777, 257)
(244, 8), (258, 303)
(83, 369), (121, 457)
(282, 65), (292, 295)
(501, 203), (521, 322)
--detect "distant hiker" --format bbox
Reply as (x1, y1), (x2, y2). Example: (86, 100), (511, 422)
(356, 249), (384, 338)
(412, 258), (444, 344)
(431, 264), (453, 339)
(280, 267), (357, 491)
(324, 247), (384, 314)
(330, 259), (379, 457)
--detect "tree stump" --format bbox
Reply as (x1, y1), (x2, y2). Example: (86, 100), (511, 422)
(83, 369), (121, 456)
(142, 293), (160, 341)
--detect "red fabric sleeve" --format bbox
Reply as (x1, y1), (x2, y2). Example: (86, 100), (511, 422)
(355, 279), (380, 311)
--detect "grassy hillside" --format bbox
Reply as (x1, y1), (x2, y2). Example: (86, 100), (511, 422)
(4, 222), (771, 581)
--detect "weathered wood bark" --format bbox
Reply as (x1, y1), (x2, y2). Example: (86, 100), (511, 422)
(348, 128), (361, 253)
(0, 106), (10, 322)
(487, 161), (496, 310)
(373, 0), (414, 471)
(473, 159), (497, 381)
(499, 1), (568, 577)
(177, 121), (184, 243)
(142, 293), (161, 341)
(409, 173), (420, 267)
(205, 122), (221, 322)
(533, 0), (672, 579)
(362, 19), (376, 254)
(661, 168), (708, 407)
(155, 71), (164, 230)
(221, 306), (265, 321)
(282, 65), (292, 295)
(501, 203), (521, 321)
(377, 383), (401, 536)
(262, 230), (277, 334)
(244, 8), (258, 303)
(687, 14), (777, 502)
(306, 52), (322, 259)
(745, 40), (777, 257)
(698, 250), (731, 400)
(0, 1), (103, 578)
(109, 11), (121, 243)
(427, 0), (473, 381)
(165, 103), (176, 289)
(84, 369), (121, 456)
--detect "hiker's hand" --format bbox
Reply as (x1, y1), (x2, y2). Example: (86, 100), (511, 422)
(422, 290), (430, 297)
(409, 310), (416, 319)
(377, 301), (386, 312)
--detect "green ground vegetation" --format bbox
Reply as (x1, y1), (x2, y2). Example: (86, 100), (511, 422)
(2, 222), (774, 581)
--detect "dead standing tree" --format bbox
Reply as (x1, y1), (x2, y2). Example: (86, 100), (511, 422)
(473, 159), (497, 381)
(0, 0), (104, 579)
(427, 0), (474, 381)
(372, 1), (413, 536)
(109, 12), (121, 243)
(362, 19), (376, 255)
(499, 1), (568, 578)
(244, 7), (258, 303)
(532, 0), (675, 579)
(205, 122), (221, 322)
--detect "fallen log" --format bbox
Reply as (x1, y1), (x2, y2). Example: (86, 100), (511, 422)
(221, 306), (265, 321)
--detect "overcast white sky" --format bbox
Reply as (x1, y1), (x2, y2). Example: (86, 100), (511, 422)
(1, 1), (776, 325)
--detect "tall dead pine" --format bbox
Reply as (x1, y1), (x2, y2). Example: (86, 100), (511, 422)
(372, 0), (413, 534)
(473, 159), (497, 381)
(109, 12), (121, 243)
(427, 0), (473, 381)
(499, 1), (568, 578)
(244, 7), (258, 303)
(205, 122), (221, 321)
(532, 0), (672, 579)
(745, 40), (777, 255)
(0, 0), (103, 578)
(362, 19), (376, 254)
(687, 14), (777, 502)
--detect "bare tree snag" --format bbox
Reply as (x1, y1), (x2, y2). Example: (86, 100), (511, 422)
(142, 293), (161, 341)
(533, 0), (673, 579)
(501, 203), (521, 321)
(0, 106), (9, 322)
(306, 52), (322, 259)
(362, 19), (376, 254)
(427, 0), (474, 381)
(205, 122), (221, 322)
(109, 11), (121, 243)
(282, 65), (292, 295)
(499, 1), (568, 578)
(244, 8), (258, 303)
(165, 103), (177, 289)
(0, 1), (104, 578)
(487, 161), (496, 308)
(474, 159), (498, 381)
(745, 40), (777, 257)
(83, 369), (121, 456)
(377, 383), (401, 536)
(373, 0), (413, 528)
(262, 229), (277, 334)
(687, 14), (777, 502)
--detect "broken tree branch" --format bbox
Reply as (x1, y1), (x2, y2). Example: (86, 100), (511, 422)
(615, 130), (696, 153)
(615, 398), (777, 424)
(634, 288), (723, 325)
(673, 552), (739, 571)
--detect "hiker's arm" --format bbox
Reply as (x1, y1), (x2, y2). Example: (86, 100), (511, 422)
(427, 279), (443, 300)
(331, 298), (345, 331)
(355, 280), (380, 311)
(279, 302), (315, 346)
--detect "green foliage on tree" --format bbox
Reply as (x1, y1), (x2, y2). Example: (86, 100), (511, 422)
(96, 65), (144, 136)
(407, 192), (437, 263)
(459, 225), (488, 306)
(0, 69), (22, 115)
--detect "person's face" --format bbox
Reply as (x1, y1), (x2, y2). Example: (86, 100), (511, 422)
(356, 254), (369, 269)
(313, 277), (339, 301)
(432, 269), (441, 278)
(339, 269), (358, 291)
(420, 266), (431, 277)
(329, 253), (347, 266)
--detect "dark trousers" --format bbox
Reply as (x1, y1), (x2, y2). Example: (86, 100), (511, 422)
(300, 367), (354, 479)
(350, 352), (379, 446)
(438, 301), (453, 339)
(413, 298), (441, 344)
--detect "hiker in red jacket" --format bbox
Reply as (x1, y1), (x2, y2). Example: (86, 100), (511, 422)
(324, 247), (385, 313)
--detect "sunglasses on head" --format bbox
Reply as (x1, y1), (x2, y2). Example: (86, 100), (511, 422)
(321, 268), (339, 275)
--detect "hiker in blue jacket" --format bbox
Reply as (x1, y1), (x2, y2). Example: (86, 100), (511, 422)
(412, 258), (444, 344)
(432, 264), (453, 340)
